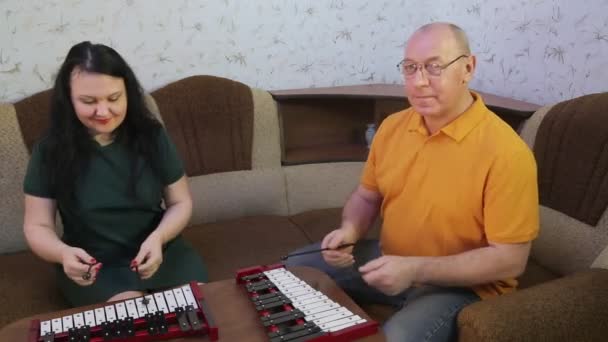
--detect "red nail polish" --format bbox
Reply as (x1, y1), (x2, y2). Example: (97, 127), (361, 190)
(90, 258), (96, 264)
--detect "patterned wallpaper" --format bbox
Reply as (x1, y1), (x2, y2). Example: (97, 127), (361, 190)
(0, 0), (607, 105)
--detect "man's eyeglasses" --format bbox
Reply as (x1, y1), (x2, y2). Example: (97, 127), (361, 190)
(397, 54), (469, 77)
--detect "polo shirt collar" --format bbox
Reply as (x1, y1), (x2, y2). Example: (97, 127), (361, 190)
(407, 91), (488, 142)
(406, 110), (428, 135)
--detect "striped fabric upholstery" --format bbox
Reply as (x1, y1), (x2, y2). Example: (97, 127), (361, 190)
(534, 93), (608, 226)
(519, 94), (608, 276)
(0, 77), (288, 251)
(0, 102), (33, 253)
(151, 75), (254, 177)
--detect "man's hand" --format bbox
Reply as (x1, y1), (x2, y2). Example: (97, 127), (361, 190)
(321, 226), (358, 268)
(359, 255), (422, 296)
(132, 232), (164, 279)
(60, 246), (101, 286)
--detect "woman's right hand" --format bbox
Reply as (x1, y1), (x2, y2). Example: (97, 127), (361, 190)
(321, 227), (358, 268)
(60, 247), (101, 286)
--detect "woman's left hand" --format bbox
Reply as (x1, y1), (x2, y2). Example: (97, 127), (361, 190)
(132, 232), (164, 279)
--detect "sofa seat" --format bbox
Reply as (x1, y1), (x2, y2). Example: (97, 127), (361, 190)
(458, 268), (608, 341)
(0, 208), (349, 328)
(0, 252), (67, 328)
(183, 215), (313, 281)
(517, 258), (561, 289)
(288, 208), (381, 242)
(183, 207), (380, 282)
(0, 223), (561, 330)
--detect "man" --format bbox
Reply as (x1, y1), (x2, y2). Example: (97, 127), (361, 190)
(286, 22), (539, 341)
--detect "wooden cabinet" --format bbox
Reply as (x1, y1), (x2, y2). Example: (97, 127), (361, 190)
(271, 84), (540, 165)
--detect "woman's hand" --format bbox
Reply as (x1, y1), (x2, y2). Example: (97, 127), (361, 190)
(61, 247), (102, 286)
(132, 232), (164, 279)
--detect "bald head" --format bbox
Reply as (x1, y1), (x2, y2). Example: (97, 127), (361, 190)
(401, 22), (477, 126)
(410, 22), (471, 55)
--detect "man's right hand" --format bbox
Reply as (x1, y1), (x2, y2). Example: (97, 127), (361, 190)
(60, 247), (101, 286)
(321, 227), (358, 268)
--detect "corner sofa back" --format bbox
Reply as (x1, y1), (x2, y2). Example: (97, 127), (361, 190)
(147, 75), (362, 226)
(0, 101), (32, 253)
(518, 93), (608, 276)
(0, 75), (362, 254)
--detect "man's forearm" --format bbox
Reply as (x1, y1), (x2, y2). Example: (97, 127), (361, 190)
(341, 189), (381, 239)
(414, 245), (528, 287)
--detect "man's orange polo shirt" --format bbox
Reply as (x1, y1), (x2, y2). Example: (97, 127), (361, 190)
(361, 92), (539, 298)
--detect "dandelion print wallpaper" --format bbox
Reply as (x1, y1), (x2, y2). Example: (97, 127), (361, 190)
(0, 0), (607, 105)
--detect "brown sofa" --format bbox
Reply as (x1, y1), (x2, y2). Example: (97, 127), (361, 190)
(1, 75), (607, 341)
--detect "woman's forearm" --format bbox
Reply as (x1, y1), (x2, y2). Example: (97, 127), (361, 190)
(152, 200), (193, 244)
(24, 224), (69, 264)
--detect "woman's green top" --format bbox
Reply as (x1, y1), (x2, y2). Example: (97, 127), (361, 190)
(24, 128), (207, 306)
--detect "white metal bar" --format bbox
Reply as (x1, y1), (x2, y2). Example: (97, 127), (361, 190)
(94, 308), (106, 326)
(115, 302), (128, 320)
(40, 321), (51, 336)
(73, 313), (85, 328)
(125, 300), (139, 319)
(181, 285), (198, 309)
(51, 318), (62, 334)
(164, 290), (178, 312)
(61, 316), (73, 331)
(154, 293), (169, 314)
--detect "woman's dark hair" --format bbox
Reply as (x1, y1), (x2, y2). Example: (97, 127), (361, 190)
(45, 41), (162, 202)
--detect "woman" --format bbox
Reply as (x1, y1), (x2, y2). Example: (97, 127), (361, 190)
(23, 41), (207, 306)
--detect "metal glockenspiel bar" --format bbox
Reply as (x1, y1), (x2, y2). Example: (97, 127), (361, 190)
(237, 265), (378, 342)
(30, 282), (218, 342)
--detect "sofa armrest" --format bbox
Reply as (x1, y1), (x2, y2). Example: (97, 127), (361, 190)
(458, 268), (608, 342)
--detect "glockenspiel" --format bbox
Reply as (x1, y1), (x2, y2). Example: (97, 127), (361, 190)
(29, 281), (218, 342)
(236, 265), (378, 342)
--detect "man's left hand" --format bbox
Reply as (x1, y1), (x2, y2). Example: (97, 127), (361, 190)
(359, 255), (422, 296)
(132, 233), (164, 279)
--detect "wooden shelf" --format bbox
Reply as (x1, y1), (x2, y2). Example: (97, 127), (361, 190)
(271, 84), (407, 100)
(271, 84), (542, 165)
(283, 144), (369, 165)
(270, 83), (541, 112)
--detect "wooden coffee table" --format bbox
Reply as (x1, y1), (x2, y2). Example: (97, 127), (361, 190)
(0, 266), (385, 341)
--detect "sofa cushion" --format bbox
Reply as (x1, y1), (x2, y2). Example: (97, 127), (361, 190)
(151, 75), (254, 177)
(289, 208), (381, 243)
(519, 104), (551, 150)
(517, 259), (560, 289)
(13, 89), (52, 154)
(531, 206), (608, 276)
(188, 169), (288, 225)
(250, 88), (281, 169)
(283, 162), (364, 215)
(457, 268), (608, 342)
(0, 252), (67, 328)
(520, 94), (608, 276)
(534, 93), (608, 226)
(182, 216), (312, 281)
(0, 103), (32, 254)
(591, 243), (608, 269)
